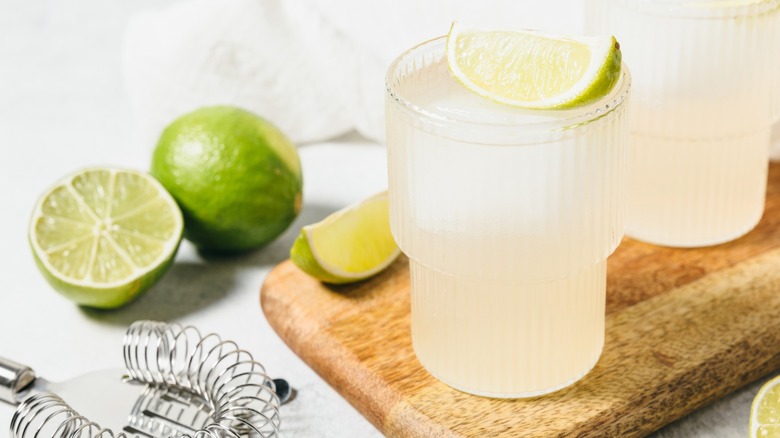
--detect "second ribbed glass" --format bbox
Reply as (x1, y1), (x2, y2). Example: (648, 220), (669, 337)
(590, 0), (780, 247)
(385, 37), (631, 397)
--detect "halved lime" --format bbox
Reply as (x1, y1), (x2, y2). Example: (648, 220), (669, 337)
(290, 191), (400, 284)
(29, 168), (183, 308)
(750, 375), (780, 438)
(446, 22), (622, 109)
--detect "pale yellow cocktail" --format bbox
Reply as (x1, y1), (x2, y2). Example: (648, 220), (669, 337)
(589, 0), (780, 246)
(385, 36), (630, 397)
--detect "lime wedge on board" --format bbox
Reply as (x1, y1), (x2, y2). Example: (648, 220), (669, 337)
(291, 191), (400, 284)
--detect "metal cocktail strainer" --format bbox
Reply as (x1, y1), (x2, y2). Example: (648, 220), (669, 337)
(1, 321), (292, 437)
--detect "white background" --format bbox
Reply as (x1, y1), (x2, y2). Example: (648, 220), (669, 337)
(0, 0), (771, 436)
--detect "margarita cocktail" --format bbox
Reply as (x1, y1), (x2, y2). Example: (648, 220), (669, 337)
(590, 0), (780, 247)
(385, 35), (630, 397)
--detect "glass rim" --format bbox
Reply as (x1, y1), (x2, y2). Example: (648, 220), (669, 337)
(385, 36), (632, 133)
(614, 0), (780, 18)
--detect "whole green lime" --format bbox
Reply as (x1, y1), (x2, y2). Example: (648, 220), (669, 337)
(151, 106), (303, 253)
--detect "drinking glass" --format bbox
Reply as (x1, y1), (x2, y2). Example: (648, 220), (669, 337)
(589, 0), (780, 247)
(385, 37), (631, 397)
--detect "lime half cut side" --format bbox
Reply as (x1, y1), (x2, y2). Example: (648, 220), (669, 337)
(751, 375), (780, 438)
(290, 191), (400, 284)
(446, 22), (622, 109)
(29, 168), (183, 308)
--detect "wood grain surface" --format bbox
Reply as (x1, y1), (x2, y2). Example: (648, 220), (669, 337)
(261, 163), (780, 437)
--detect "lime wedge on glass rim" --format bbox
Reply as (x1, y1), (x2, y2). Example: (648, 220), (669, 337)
(446, 22), (622, 109)
(29, 168), (183, 308)
(750, 374), (780, 438)
(290, 191), (400, 284)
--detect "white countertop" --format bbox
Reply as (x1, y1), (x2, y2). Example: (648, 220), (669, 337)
(0, 1), (772, 437)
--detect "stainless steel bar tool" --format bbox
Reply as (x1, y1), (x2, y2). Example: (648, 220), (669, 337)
(1, 321), (292, 437)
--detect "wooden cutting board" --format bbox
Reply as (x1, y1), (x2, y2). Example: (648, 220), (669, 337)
(261, 163), (780, 438)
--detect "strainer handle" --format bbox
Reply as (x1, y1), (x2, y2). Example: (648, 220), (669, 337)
(0, 357), (36, 405)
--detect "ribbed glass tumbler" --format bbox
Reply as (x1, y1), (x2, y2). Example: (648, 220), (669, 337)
(385, 37), (631, 398)
(589, 0), (780, 247)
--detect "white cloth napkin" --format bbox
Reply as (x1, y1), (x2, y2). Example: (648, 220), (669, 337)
(123, 0), (780, 155)
(123, 0), (584, 146)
